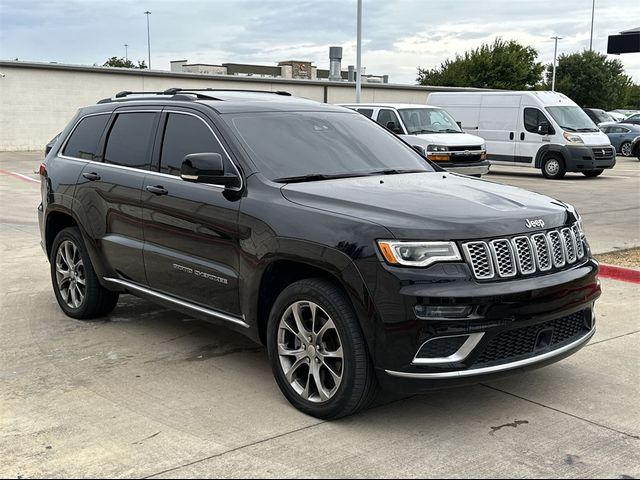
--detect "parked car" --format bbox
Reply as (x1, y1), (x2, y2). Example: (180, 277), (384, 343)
(599, 122), (640, 156)
(40, 88), (601, 419)
(339, 103), (490, 177)
(582, 108), (615, 126)
(427, 91), (616, 179)
(622, 113), (640, 125)
(632, 136), (640, 160)
(607, 111), (627, 122)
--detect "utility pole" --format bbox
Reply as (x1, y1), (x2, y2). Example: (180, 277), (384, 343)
(355, 0), (362, 103)
(551, 36), (562, 91)
(589, 0), (595, 51)
(144, 11), (152, 69)
(124, 44), (129, 62)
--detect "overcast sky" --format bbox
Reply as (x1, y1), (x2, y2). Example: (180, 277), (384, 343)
(1, 0), (638, 84)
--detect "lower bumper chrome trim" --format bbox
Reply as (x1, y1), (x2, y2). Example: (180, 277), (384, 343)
(385, 327), (595, 379)
(103, 277), (250, 329)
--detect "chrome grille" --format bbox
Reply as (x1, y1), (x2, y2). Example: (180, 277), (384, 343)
(462, 224), (586, 280)
(462, 242), (494, 279)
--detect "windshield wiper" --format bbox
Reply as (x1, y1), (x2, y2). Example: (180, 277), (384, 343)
(441, 128), (461, 133)
(560, 126), (577, 132)
(411, 129), (438, 134)
(367, 169), (427, 176)
(577, 128), (599, 132)
(274, 172), (370, 183)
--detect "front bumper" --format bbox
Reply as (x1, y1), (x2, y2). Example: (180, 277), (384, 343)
(563, 145), (616, 171)
(431, 159), (491, 176)
(359, 257), (601, 394)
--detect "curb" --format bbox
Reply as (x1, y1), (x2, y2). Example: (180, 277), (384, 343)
(598, 263), (640, 284)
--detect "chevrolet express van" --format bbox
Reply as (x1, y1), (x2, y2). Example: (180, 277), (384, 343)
(427, 91), (615, 179)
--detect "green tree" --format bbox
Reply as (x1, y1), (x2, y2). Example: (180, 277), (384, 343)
(546, 50), (633, 110)
(417, 38), (544, 90)
(103, 57), (148, 69)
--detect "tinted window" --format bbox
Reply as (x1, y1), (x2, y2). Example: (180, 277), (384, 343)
(160, 114), (226, 175)
(356, 108), (374, 118)
(524, 108), (552, 134)
(398, 108), (461, 134)
(104, 113), (156, 168)
(376, 109), (401, 130)
(62, 114), (109, 160)
(226, 111), (432, 181)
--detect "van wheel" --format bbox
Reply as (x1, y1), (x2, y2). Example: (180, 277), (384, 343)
(267, 278), (377, 419)
(620, 141), (632, 157)
(582, 169), (604, 178)
(51, 227), (119, 319)
(542, 155), (566, 179)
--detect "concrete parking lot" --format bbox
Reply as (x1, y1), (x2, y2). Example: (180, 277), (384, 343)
(1, 152), (639, 478)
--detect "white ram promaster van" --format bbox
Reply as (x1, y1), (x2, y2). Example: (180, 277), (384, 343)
(339, 103), (490, 176)
(426, 91), (615, 179)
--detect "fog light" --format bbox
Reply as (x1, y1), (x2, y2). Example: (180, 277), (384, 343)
(414, 305), (472, 319)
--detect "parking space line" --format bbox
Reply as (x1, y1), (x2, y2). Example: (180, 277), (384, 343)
(0, 169), (40, 184)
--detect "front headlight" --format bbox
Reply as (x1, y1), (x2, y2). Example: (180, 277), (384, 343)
(563, 132), (584, 144)
(480, 143), (486, 151)
(377, 241), (462, 267)
(427, 144), (448, 152)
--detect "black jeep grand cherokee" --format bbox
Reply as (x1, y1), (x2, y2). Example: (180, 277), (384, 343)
(39, 89), (601, 419)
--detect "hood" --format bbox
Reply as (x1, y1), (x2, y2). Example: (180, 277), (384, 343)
(400, 132), (484, 147)
(281, 172), (571, 240)
(574, 130), (611, 146)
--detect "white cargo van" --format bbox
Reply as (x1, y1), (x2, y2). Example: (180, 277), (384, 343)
(426, 91), (616, 179)
(339, 103), (490, 176)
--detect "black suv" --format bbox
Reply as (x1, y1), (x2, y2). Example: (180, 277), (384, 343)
(39, 89), (601, 419)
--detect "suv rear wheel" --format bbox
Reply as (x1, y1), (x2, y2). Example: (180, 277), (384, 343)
(620, 141), (632, 157)
(267, 278), (377, 419)
(51, 227), (119, 319)
(541, 154), (566, 179)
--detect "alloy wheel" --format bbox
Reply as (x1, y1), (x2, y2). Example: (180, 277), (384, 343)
(55, 240), (86, 309)
(621, 142), (632, 157)
(277, 300), (344, 403)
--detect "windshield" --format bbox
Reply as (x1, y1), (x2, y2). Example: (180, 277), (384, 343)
(545, 106), (599, 132)
(398, 108), (462, 134)
(225, 111), (433, 181)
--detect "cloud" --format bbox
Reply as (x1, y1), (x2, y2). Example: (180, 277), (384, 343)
(0, 0), (638, 84)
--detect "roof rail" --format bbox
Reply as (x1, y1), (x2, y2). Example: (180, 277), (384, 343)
(96, 88), (293, 104)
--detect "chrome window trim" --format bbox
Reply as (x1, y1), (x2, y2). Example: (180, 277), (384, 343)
(386, 328), (595, 379)
(103, 277), (249, 329)
(412, 333), (484, 365)
(489, 239), (517, 278)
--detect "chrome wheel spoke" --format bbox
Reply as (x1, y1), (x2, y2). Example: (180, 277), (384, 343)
(291, 302), (311, 339)
(284, 355), (308, 384)
(316, 317), (336, 342)
(322, 362), (342, 385)
(320, 346), (343, 359)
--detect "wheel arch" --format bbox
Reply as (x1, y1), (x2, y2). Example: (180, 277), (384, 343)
(534, 144), (567, 169)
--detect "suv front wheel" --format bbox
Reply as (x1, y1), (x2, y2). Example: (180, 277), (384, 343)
(267, 278), (377, 419)
(50, 227), (119, 319)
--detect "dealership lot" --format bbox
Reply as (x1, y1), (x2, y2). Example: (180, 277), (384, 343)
(1, 152), (638, 478)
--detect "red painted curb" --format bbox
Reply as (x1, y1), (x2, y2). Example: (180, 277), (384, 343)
(0, 169), (40, 184)
(598, 263), (640, 284)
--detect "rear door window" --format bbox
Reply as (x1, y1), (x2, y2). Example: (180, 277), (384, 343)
(62, 114), (110, 160)
(159, 113), (228, 176)
(356, 108), (374, 118)
(104, 112), (157, 169)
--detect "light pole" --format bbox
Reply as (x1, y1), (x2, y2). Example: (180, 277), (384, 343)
(355, 0), (362, 103)
(144, 11), (152, 69)
(551, 36), (562, 91)
(589, 0), (595, 51)
(124, 44), (129, 62)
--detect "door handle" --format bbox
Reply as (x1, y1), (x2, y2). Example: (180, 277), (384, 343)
(82, 172), (101, 181)
(509, 132), (515, 140)
(520, 132), (525, 141)
(146, 185), (169, 196)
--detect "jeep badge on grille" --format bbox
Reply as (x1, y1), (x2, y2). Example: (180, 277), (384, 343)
(525, 218), (545, 229)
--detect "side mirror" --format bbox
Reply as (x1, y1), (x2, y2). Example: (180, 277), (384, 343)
(456, 121), (462, 129)
(412, 145), (427, 157)
(386, 121), (402, 134)
(538, 122), (550, 136)
(180, 153), (239, 188)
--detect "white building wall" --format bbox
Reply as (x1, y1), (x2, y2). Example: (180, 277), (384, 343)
(0, 62), (481, 151)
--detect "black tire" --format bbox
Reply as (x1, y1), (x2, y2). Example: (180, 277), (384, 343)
(267, 278), (377, 419)
(620, 141), (632, 157)
(582, 169), (604, 178)
(50, 227), (119, 319)
(541, 154), (566, 179)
